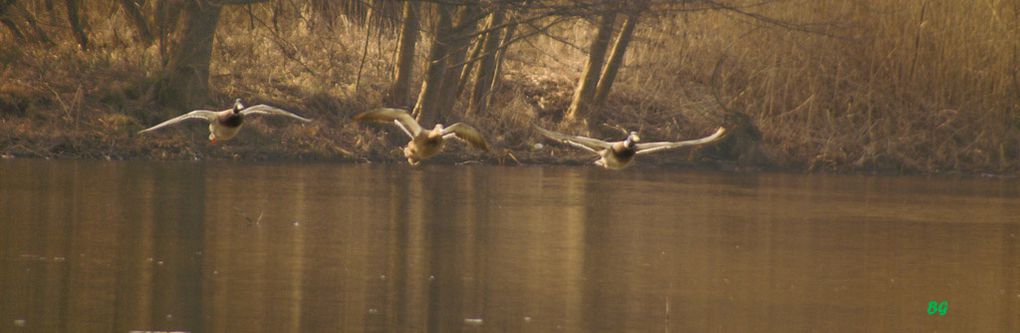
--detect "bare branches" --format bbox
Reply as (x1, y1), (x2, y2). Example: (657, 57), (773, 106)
(700, 0), (850, 40)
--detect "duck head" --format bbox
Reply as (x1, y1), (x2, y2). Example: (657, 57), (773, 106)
(428, 124), (445, 138)
(624, 131), (641, 149)
(232, 98), (244, 113)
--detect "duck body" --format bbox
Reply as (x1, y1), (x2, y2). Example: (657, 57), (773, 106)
(209, 113), (244, 142)
(405, 131), (446, 165)
(598, 142), (638, 169)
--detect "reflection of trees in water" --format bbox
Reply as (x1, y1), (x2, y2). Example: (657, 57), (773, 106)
(148, 163), (205, 332)
(0, 162), (208, 332)
(5, 162), (1018, 332)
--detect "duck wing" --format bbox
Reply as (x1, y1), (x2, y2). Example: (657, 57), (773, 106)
(240, 104), (312, 122)
(138, 110), (220, 134)
(442, 123), (490, 151)
(533, 125), (612, 152)
(353, 108), (423, 138)
(634, 127), (726, 155)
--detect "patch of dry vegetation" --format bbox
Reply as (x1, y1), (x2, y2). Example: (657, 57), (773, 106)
(0, 0), (1017, 174)
(635, 0), (1020, 174)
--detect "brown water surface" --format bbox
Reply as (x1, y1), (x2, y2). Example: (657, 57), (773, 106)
(1, 160), (1018, 332)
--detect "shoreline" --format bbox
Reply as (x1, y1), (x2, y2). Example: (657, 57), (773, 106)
(2, 147), (1016, 180)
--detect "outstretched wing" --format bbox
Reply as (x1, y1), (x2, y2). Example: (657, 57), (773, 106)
(442, 123), (490, 152)
(533, 125), (612, 152)
(353, 108), (423, 138)
(635, 127), (726, 155)
(240, 104), (312, 122)
(138, 110), (219, 134)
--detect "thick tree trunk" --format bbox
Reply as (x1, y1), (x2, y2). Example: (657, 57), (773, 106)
(120, 0), (153, 44)
(63, 0), (88, 50)
(592, 13), (638, 108)
(387, 0), (417, 108)
(466, 8), (505, 115)
(155, 0), (182, 66)
(434, 4), (481, 119)
(412, 3), (453, 125)
(157, 0), (222, 109)
(564, 12), (616, 123)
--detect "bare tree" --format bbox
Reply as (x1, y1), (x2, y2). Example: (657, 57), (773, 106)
(564, 10), (616, 123)
(155, 0), (182, 65)
(480, 6), (527, 113)
(467, 7), (506, 115)
(455, 33), (484, 98)
(592, 12), (639, 108)
(412, 3), (454, 125)
(387, 0), (418, 108)
(434, 4), (483, 120)
(156, 0), (222, 108)
(412, 2), (484, 124)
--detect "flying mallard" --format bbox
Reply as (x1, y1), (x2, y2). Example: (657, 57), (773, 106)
(353, 108), (490, 165)
(535, 125), (726, 170)
(138, 98), (311, 144)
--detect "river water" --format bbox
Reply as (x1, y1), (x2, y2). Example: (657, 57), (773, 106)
(1, 160), (1017, 332)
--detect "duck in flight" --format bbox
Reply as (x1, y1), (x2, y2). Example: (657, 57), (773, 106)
(138, 98), (312, 144)
(535, 125), (726, 170)
(353, 108), (490, 165)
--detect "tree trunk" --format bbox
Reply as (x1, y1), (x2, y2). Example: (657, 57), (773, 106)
(155, 0), (182, 66)
(353, 1), (374, 92)
(387, 0), (417, 108)
(592, 13), (638, 108)
(434, 4), (481, 119)
(564, 12), (616, 123)
(455, 34), (483, 98)
(481, 14), (518, 113)
(63, 0), (88, 50)
(412, 3), (453, 125)
(120, 0), (153, 44)
(157, 0), (222, 109)
(466, 8), (505, 115)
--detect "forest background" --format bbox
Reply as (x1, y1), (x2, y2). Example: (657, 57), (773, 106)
(0, 0), (1017, 175)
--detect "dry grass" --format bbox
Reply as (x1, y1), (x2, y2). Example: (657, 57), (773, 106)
(0, 1), (1017, 174)
(629, 0), (1020, 174)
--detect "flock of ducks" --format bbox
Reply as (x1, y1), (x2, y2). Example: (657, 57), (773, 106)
(139, 99), (727, 170)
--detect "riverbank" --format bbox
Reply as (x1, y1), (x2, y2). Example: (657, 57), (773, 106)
(2, 108), (1015, 179)
(2, 0), (1018, 176)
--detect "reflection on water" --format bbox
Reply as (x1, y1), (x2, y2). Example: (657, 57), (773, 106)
(0, 160), (1018, 332)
